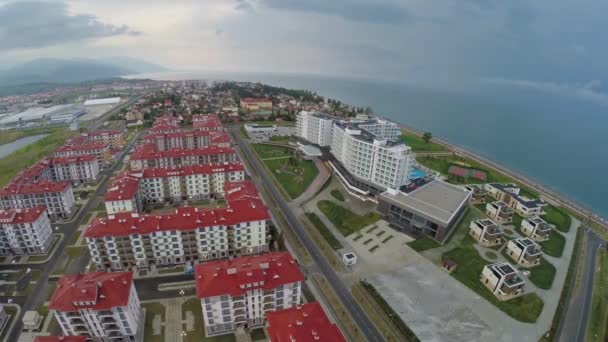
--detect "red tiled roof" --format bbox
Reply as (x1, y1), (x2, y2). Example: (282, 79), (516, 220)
(104, 172), (141, 201)
(86, 129), (122, 137)
(194, 252), (304, 298)
(266, 302), (346, 342)
(143, 130), (229, 141)
(0, 206), (46, 224)
(49, 154), (97, 164)
(141, 163), (244, 178)
(49, 272), (134, 312)
(84, 199), (269, 238)
(130, 144), (236, 160)
(56, 142), (108, 153)
(223, 181), (261, 202)
(34, 337), (87, 342)
(0, 179), (71, 196)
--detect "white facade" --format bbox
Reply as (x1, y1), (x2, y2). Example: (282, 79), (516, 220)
(505, 238), (543, 267)
(356, 119), (401, 141)
(0, 207), (53, 255)
(0, 184), (75, 220)
(468, 219), (503, 247)
(50, 157), (100, 184)
(521, 217), (552, 241)
(295, 111), (334, 147)
(331, 124), (412, 190)
(105, 198), (139, 215)
(480, 262), (525, 300)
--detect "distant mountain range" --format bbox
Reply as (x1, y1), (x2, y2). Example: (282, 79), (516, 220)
(0, 57), (167, 87)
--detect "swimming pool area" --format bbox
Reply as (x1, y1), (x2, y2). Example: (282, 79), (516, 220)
(409, 167), (428, 180)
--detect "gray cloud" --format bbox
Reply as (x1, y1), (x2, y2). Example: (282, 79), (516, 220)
(256, 0), (411, 24)
(0, 1), (141, 51)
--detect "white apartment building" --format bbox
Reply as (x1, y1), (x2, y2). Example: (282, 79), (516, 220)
(480, 262), (525, 301)
(0, 179), (75, 220)
(295, 111), (335, 147)
(143, 130), (230, 151)
(48, 155), (100, 184)
(49, 271), (143, 342)
(195, 252), (304, 337)
(193, 114), (225, 131)
(104, 163), (245, 214)
(129, 144), (237, 170)
(331, 122), (412, 190)
(505, 237), (543, 267)
(88, 182), (270, 271)
(0, 206), (52, 255)
(83, 130), (125, 149)
(55, 141), (110, 168)
(469, 219), (503, 247)
(521, 217), (552, 241)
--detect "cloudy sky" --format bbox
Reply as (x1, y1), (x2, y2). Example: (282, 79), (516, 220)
(1, 0), (608, 90)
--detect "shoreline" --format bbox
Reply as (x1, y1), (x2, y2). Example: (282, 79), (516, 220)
(397, 122), (608, 232)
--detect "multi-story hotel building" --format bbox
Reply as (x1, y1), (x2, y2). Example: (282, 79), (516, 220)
(195, 252), (304, 337)
(0, 206), (53, 256)
(48, 155), (100, 184)
(87, 181), (270, 271)
(104, 163), (245, 214)
(129, 143), (238, 170)
(295, 111), (335, 147)
(193, 114), (225, 131)
(331, 120), (412, 192)
(143, 130), (230, 151)
(266, 302), (346, 342)
(49, 271), (142, 341)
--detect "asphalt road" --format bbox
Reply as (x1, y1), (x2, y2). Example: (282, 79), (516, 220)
(559, 227), (606, 342)
(3, 131), (142, 342)
(229, 126), (383, 342)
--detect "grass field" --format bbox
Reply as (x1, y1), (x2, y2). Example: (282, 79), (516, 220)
(330, 189), (345, 201)
(0, 128), (75, 187)
(0, 126), (64, 145)
(527, 258), (557, 290)
(407, 237), (441, 252)
(317, 200), (381, 236)
(305, 212), (343, 250)
(143, 302), (166, 342)
(543, 205), (572, 233)
(416, 155), (537, 197)
(586, 249), (608, 342)
(539, 230), (566, 258)
(400, 130), (447, 152)
(443, 235), (544, 322)
(252, 143), (292, 159)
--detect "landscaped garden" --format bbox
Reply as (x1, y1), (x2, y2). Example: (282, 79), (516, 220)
(539, 230), (566, 258)
(400, 130), (447, 152)
(252, 144), (318, 199)
(407, 237), (441, 252)
(317, 200), (381, 236)
(527, 258), (557, 290)
(543, 205), (571, 233)
(330, 189), (345, 202)
(442, 235), (544, 322)
(305, 213), (343, 250)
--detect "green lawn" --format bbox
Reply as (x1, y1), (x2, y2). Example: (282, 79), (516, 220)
(239, 125), (250, 139)
(443, 236), (544, 322)
(0, 128), (76, 187)
(269, 135), (293, 143)
(539, 230), (566, 258)
(305, 213), (343, 250)
(181, 298), (235, 342)
(263, 156), (318, 199)
(317, 200), (381, 236)
(66, 245), (86, 257)
(416, 155), (537, 197)
(407, 237), (441, 252)
(143, 302), (166, 342)
(400, 130), (447, 152)
(528, 258), (557, 290)
(0, 126), (64, 145)
(586, 249), (608, 342)
(543, 205), (571, 233)
(250, 328), (267, 341)
(251, 143), (292, 159)
(330, 189), (345, 202)
(69, 230), (82, 245)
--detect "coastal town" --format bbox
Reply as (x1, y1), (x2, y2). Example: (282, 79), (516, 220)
(0, 80), (606, 342)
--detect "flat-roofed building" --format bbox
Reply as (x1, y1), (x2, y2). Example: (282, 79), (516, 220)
(486, 201), (514, 224)
(195, 252), (304, 337)
(378, 180), (471, 242)
(464, 184), (486, 204)
(0, 206), (52, 256)
(521, 217), (552, 241)
(295, 111), (335, 147)
(240, 98), (273, 111)
(266, 302), (346, 342)
(469, 219), (503, 247)
(480, 262), (525, 301)
(49, 271), (142, 341)
(505, 237), (543, 267)
(485, 183), (546, 217)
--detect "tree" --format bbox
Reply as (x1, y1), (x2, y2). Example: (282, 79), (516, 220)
(364, 106), (374, 114)
(422, 132), (433, 144)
